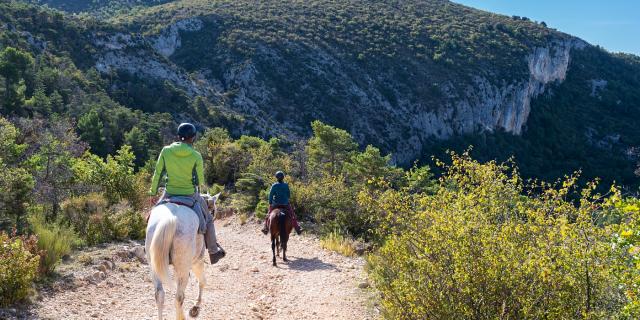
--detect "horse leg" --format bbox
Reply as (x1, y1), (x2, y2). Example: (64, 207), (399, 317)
(189, 259), (206, 318)
(175, 273), (189, 320)
(153, 275), (165, 320)
(282, 238), (288, 262)
(279, 213), (288, 262)
(271, 237), (277, 266)
(276, 237), (280, 257)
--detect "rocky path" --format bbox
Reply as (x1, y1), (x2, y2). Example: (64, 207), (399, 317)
(6, 218), (374, 320)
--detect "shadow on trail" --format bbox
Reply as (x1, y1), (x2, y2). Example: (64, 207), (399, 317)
(1, 306), (39, 320)
(282, 257), (338, 272)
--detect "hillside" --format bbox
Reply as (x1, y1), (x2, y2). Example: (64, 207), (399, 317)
(3, 0), (640, 186)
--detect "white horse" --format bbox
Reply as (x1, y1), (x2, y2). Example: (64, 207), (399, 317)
(145, 193), (220, 320)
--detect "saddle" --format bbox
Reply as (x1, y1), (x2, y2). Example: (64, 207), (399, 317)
(153, 195), (207, 234)
(159, 195), (196, 209)
(269, 208), (287, 219)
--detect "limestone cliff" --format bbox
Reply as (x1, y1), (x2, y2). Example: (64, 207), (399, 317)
(91, 18), (588, 163)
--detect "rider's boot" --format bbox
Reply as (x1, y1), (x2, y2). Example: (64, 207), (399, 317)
(262, 206), (272, 235)
(289, 207), (303, 235)
(261, 217), (269, 235)
(205, 220), (225, 264)
(209, 244), (225, 264)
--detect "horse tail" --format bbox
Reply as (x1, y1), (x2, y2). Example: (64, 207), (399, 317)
(278, 211), (287, 244)
(149, 214), (177, 284)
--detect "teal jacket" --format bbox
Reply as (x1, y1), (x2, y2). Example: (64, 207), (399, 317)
(269, 182), (290, 205)
(149, 142), (205, 196)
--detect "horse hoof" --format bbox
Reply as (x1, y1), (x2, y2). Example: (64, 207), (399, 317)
(283, 257), (288, 262)
(272, 261), (277, 266)
(189, 306), (200, 317)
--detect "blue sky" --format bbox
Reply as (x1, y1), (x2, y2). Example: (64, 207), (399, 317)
(453, 0), (640, 55)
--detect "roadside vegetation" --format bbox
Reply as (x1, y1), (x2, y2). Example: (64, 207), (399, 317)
(2, 109), (640, 318)
(1, 1), (640, 318)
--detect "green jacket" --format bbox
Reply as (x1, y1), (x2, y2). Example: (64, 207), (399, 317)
(149, 142), (205, 196)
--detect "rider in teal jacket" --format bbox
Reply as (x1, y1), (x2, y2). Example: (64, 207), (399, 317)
(262, 171), (302, 235)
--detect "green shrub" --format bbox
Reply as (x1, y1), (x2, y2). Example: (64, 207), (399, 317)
(255, 198), (269, 220)
(110, 201), (146, 241)
(229, 193), (259, 214)
(73, 145), (147, 208)
(0, 231), (40, 306)
(85, 214), (114, 246)
(291, 177), (363, 235)
(60, 194), (144, 245)
(28, 212), (82, 275)
(366, 153), (627, 319)
(60, 193), (110, 245)
(208, 183), (225, 196)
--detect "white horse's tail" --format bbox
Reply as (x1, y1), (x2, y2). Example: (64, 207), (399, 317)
(149, 215), (177, 284)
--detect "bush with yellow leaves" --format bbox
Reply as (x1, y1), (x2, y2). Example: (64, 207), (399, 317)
(365, 152), (629, 319)
(610, 196), (640, 318)
(0, 231), (40, 306)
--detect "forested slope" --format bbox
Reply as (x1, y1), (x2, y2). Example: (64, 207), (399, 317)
(15, 0), (640, 188)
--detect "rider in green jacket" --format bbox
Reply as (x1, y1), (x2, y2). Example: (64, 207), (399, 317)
(149, 123), (225, 264)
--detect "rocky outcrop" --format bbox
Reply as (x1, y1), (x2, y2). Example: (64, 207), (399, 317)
(93, 33), (138, 50)
(453, 39), (585, 135)
(95, 50), (214, 97)
(590, 79), (607, 98)
(209, 38), (587, 164)
(151, 18), (204, 57)
(92, 26), (215, 98)
(388, 39), (586, 163)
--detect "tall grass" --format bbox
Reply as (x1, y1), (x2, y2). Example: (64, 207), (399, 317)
(320, 230), (356, 257)
(28, 212), (83, 275)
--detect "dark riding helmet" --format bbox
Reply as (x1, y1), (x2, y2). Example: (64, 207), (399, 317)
(275, 171), (285, 181)
(177, 123), (197, 141)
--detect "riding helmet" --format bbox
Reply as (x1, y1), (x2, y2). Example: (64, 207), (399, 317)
(275, 171), (285, 180)
(177, 123), (197, 140)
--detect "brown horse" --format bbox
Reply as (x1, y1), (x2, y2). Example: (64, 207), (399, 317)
(268, 208), (293, 266)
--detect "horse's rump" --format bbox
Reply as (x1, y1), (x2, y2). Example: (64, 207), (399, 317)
(268, 209), (282, 236)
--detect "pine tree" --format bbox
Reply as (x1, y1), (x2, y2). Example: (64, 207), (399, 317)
(77, 109), (106, 156)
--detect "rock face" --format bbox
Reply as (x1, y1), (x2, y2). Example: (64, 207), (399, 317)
(151, 18), (204, 57)
(92, 23), (217, 98)
(449, 40), (582, 134)
(386, 39), (586, 163)
(90, 17), (587, 163)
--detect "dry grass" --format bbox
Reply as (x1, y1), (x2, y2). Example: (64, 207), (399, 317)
(76, 254), (94, 266)
(238, 213), (248, 225)
(320, 231), (356, 257)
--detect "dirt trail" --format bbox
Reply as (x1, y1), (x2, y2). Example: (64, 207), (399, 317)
(8, 218), (374, 320)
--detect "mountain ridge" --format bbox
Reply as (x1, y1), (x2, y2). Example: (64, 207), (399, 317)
(4, 0), (640, 186)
